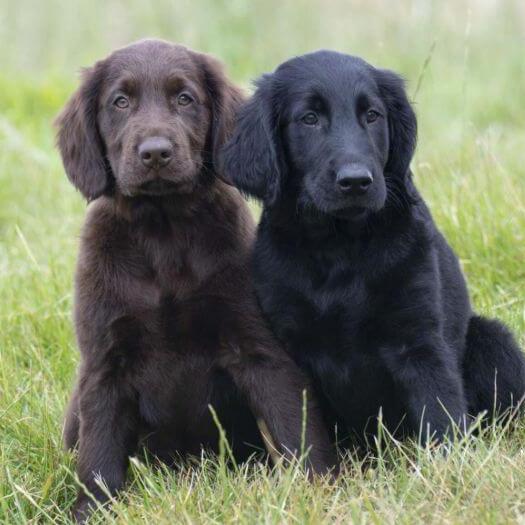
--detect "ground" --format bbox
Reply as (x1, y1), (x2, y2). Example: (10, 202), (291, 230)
(1, 0), (524, 523)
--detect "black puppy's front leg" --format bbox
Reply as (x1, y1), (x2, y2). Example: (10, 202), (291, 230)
(382, 341), (467, 443)
(73, 368), (138, 522)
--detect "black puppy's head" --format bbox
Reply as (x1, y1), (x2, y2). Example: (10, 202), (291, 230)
(56, 39), (242, 200)
(222, 51), (417, 221)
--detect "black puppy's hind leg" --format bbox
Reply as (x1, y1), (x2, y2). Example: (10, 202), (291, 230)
(463, 315), (525, 419)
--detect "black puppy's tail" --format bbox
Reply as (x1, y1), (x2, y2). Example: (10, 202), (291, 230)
(463, 315), (525, 419)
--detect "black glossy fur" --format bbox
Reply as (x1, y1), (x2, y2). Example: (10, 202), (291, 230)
(57, 41), (335, 522)
(222, 50), (525, 447)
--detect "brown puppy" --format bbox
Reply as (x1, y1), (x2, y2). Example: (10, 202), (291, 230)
(56, 39), (335, 521)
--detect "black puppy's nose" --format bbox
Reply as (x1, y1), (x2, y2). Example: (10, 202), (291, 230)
(336, 166), (373, 195)
(138, 137), (173, 169)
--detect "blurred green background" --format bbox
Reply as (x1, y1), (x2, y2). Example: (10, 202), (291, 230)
(1, 1), (524, 522)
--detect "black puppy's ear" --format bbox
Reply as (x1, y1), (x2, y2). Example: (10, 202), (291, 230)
(374, 69), (417, 178)
(220, 74), (283, 204)
(55, 61), (110, 201)
(197, 53), (245, 177)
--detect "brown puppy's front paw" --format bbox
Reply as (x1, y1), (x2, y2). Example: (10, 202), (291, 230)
(72, 493), (94, 524)
(72, 490), (110, 524)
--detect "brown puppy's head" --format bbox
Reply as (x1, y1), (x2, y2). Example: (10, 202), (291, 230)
(56, 39), (243, 200)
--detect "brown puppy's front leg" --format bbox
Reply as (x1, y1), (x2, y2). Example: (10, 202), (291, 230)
(73, 370), (138, 523)
(255, 417), (281, 465)
(226, 347), (337, 476)
(63, 380), (81, 450)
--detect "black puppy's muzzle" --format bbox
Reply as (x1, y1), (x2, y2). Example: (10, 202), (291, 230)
(336, 165), (373, 196)
(138, 136), (173, 170)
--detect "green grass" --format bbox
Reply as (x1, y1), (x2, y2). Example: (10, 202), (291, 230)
(1, 0), (525, 522)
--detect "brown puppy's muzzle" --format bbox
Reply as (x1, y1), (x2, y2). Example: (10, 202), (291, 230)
(138, 136), (173, 170)
(135, 136), (182, 195)
(118, 127), (200, 196)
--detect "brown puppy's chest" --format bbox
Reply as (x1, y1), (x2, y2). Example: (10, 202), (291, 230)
(132, 304), (257, 459)
(128, 200), (243, 300)
(75, 192), (261, 462)
(132, 229), (240, 349)
(120, 227), (251, 451)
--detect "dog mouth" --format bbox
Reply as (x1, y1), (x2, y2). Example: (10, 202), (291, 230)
(330, 206), (369, 220)
(138, 178), (185, 195)
(304, 178), (374, 216)
(305, 190), (372, 218)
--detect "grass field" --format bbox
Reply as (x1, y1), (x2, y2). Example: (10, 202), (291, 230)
(1, 0), (525, 523)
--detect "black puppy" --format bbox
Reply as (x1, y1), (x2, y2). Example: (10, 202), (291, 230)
(222, 50), (525, 446)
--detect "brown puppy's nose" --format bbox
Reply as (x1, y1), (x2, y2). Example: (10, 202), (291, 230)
(138, 137), (173, 169)
(336, 166), (373, 195)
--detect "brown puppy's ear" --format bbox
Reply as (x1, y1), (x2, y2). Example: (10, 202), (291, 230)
(197, 53), (245, 179)
(55, 61), (110, 201)
(374, 68), (417, 179)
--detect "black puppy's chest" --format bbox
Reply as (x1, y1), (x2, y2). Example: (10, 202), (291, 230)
(276, 250), (372, 355)
(261, 227), (418, 358)
(267, 256), (403, 433)
(267, 256), (401, 433)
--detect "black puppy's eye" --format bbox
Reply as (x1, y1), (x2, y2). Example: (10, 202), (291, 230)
(114, 96), (129, 109)
(366, 109), (380, 123)
(177, 93), (194, 106)
(301, 112), (319, 126)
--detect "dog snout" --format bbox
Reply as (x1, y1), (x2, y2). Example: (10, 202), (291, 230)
(138, 137), (173, 169)
(336, 166), (373, 196)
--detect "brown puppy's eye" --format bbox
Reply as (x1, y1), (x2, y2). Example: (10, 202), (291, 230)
(366, 109), (380, 123)
(301, 112), (319, 126)
(177, 93), (194, 106)
(114, 96), (130, 109)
